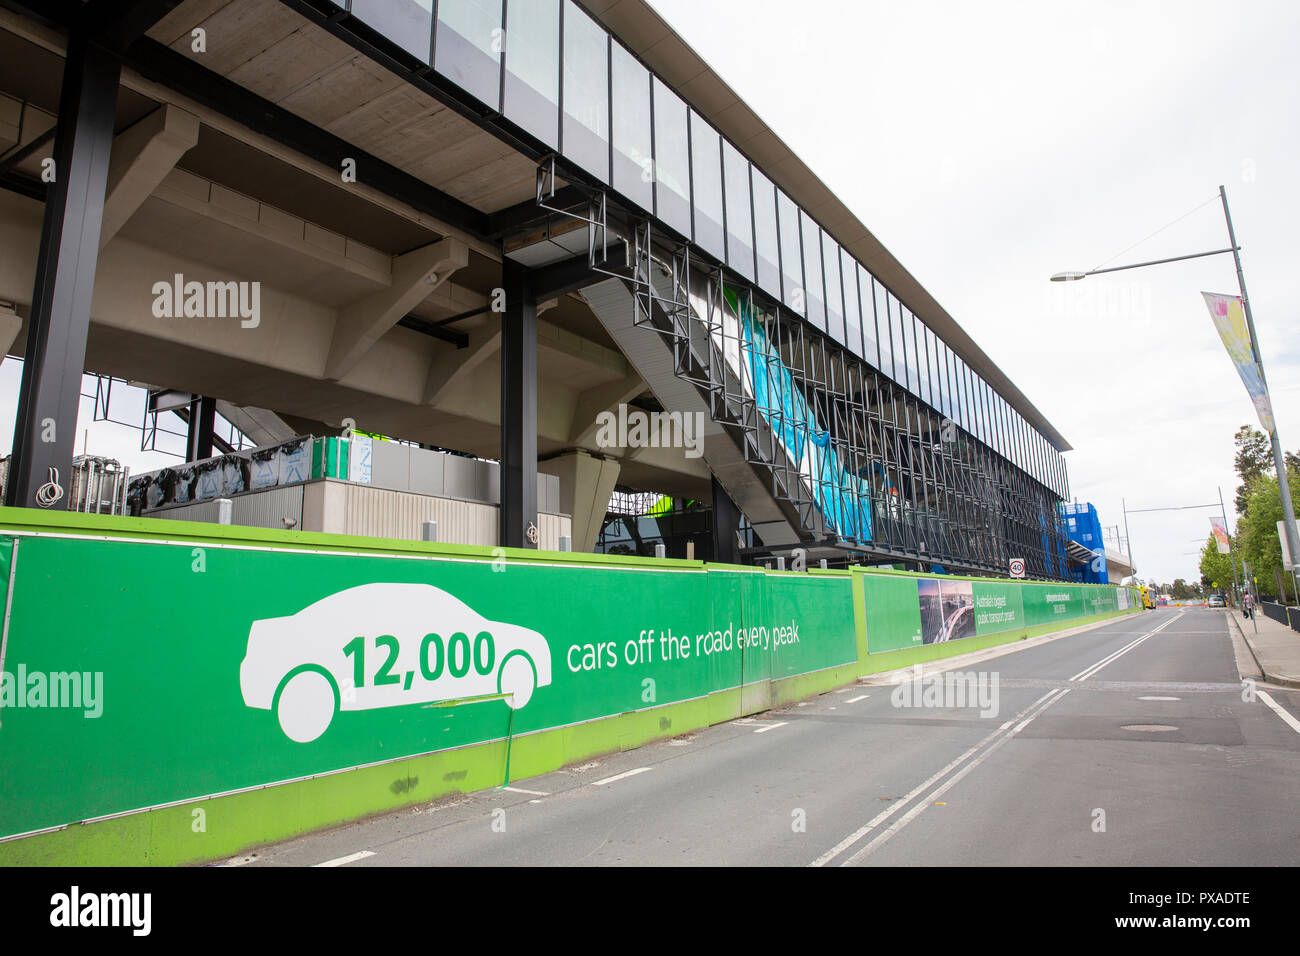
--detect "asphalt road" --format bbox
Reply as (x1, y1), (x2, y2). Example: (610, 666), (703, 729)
(231, 610), (1300, 867)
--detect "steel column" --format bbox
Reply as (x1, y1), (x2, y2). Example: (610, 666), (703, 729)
(6, 29), (120, 509)
(499, 260), (538, 549)
(186, 395), (217, 462)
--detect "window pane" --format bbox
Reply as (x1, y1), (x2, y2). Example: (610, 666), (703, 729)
(435, 0), (500, 107)
(857, 265), (877, 367)
(689, 112), (725, 261)
(874, 278), (892, 378)
(842, 254), (862, 356)
(562, 1), (608, 182)
(888, 295), (906, 389)
(916, 320), (931, 406)
(822, 235), (844, 345)
(610, 44), (651, 210)
(915, 312), (925, 395)
(751, 167), (780, 299)
(777, 190), (804, 315)
(801, 213), (825, 331)
(652, 78), (691, 237)
(354, 0), (433, 63)
(503, 0), (559, 147)
(722, 140), (753, 280)
(955, 357), (968, 429)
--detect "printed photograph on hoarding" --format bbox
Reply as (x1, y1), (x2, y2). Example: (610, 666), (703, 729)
(918, 579), (977, 644)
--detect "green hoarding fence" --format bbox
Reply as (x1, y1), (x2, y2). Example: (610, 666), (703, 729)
(863, 569), (1139, 654)
(0, 509), (1141, 862)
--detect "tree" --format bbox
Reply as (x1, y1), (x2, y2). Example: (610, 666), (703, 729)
(1232, 424), (1300, 517)
(1236, 469), (1300, 602)
(1234, 425), (1273, 517)
(1199, 533), (1236, 595)
(1170, 579), (1192, 600)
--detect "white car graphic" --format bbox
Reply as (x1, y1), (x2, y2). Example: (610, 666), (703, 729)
(240, 582), (552, 743)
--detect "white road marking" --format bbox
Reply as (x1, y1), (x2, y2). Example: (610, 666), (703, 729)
(1259, 691), (1300, 735)
(998, 720), (1013, 730)
(846, 694), (870, 704)
(810, 689), (1068, 867)
(314, 850), (375, 867)
(1139, 696), (1180, 701)
(753, 721), (788, 734)
(1070, 613), (1183, 681)
(592, 766), (652, 786)
(503, 786), (550, 796)
(837, 690), (1071, 867)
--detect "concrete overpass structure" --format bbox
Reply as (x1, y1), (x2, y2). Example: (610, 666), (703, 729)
(0, 0), (1076, 574)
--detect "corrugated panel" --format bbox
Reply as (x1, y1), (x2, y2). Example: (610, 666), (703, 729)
(339, 483), (572, 549)
(152, 486), (304, 530)
(340, 483), (497, 545)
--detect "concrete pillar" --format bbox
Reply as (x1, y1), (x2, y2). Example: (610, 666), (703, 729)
(539, 450), (621, 554)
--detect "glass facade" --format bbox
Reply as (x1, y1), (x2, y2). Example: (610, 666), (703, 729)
(561, 1), (609, 182)
(842, 253), (862, 356)
(502, 0), (559, 147)
(353, 0), (433, 63)
(609, 43), (651, 210)
(689, 111), (725, 262)
(433, 0), (501, 108)
(777, 190), (803, 316)
(751, 167), (780, 295)
(651, 78), (691, 238)
(822, 234), (844, 345)
(800, 213), (825, 331)
(722, 141), (754, 281)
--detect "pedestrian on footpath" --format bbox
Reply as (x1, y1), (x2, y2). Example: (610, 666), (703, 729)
(1243, 591), (1255, 620)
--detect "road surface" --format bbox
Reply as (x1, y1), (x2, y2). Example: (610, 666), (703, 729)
(229, 609), (1300, 866)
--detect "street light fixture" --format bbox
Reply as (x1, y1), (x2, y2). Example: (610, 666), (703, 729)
(1052, 185), (1300, 601)
(1049, 247), (1239, 282)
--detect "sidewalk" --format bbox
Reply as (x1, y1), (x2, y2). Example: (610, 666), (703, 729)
(1229, 607), (1300, 689)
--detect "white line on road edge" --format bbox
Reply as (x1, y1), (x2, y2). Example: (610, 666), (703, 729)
(753, 721), (789, 734)
(1069, 613), (1183, 682)
(503, 786), (550, 796)
(809, 689), (1069, 868)
(1259, 691), (1300, 735)
(314, 850), (375, 867)
(592, 767), (652, 786)
(846, 695), (870, 704)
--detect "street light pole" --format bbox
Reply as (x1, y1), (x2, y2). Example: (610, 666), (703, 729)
(1219, 184), (1300, 604)
(1053, 188), (1300, 603)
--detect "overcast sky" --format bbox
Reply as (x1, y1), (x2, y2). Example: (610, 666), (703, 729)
(644, 0), (1300, 585)
(3, 0), (1296, 586)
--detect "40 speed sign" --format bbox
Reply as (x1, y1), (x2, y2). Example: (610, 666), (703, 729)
(1009, 558), (1026, 578)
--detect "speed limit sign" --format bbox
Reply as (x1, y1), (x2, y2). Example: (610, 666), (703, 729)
(1009, 558), (1026, 578)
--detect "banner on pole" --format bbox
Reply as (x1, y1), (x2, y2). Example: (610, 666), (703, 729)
(1210, 516), (1231, 555)
(1203, 292), (1275, 432)
(1279, 520), (1294, 570)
